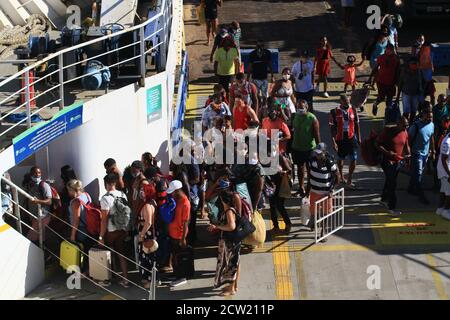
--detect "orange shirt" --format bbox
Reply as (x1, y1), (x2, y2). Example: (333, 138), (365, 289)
(261, 117), (291, 153)
(169, 193), (190, 240)
(343, 64), (357, 86)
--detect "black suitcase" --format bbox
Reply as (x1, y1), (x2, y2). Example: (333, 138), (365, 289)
(174, 246), (195, 279)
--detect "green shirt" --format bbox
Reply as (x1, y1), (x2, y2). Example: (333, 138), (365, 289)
(292, 112), (317, 151)
(215, 47), (239, 76)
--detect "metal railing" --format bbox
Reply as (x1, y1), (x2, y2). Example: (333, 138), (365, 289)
(0, 176), (158, 300)
(172, 50), (188, 149)
(0, 0), (173, 145)
(314, 188), (345, 243)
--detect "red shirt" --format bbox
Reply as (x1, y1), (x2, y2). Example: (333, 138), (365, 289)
(376, 54), (399, 86)
(233, 105), (250, 130)
(376, 128), (408, 163)
(262, 117), (291, 153)
(169, 193), (190, 240)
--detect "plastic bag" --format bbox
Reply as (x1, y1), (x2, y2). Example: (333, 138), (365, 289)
(243, 210), (266, 247)
(300, 197), (311, 226)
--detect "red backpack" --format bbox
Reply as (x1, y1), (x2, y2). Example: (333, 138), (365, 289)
(77, 193), (101, 237)
(39, 180), (62, 212)
(361, 129), (381, 166)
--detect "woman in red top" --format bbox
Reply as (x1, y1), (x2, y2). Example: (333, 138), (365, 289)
(232, 96), (259, 130)
(314, 36), (333, 98)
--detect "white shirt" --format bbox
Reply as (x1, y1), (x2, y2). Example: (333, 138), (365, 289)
(291, 60), (314, 93)
(437, 134), (450, 179)
(100, 190), (127, 232)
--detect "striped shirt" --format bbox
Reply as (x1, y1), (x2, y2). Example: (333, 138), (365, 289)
(308, 157), (337, 195)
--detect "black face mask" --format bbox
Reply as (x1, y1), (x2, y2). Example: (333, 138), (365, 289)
(269, 112), (277, 120)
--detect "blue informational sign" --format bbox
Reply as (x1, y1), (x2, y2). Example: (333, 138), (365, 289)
(147, 84), (162, 123)
(12, 102), (83, 164)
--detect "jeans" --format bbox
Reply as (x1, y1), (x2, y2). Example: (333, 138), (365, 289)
(402, 93), (421, 115)
(269, 195), (291, 228)
(381, 160), (400, 210)
(408, 154), (428, 198)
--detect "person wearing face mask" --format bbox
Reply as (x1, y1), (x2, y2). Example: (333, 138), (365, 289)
(291, 100), (321, 197)
(248, 40), (274, 107)
(291, 50), (315, 113)
(305, 143), (338, 241)
(202, 93), (232, 132)
(271, 67), (296, 115)
(261, 106), (291, 155)
(230, 72), (258, 115)
(407, 107), (435, 205)
(375, 117), (411, 215)
(364, 25), (390, 70)
(23, 166), (53, 243)
(128, 160), (149, 227)
(329, 94), (361, 188)
(214, 36), (240, 94)
(397, 57), (426, 124)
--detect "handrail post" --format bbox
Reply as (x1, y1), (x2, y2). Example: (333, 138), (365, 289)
(37, 204), (44, 249)
(139, 26), (146, 85)
(25, 71), (32, 128)
(58, 54), (65, 110)
(12, 187), (22, 234)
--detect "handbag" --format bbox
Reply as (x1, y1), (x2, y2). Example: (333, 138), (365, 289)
(243, 210), (266, 247)
(223, 208), (256, 243)
(278, 173), (292, 198)
(263, 176), (276, 198)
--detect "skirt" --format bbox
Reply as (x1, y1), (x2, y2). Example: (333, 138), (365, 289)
(214, 238), (241, 288)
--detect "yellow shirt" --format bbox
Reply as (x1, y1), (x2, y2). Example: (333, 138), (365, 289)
(215, 47), (239, 76)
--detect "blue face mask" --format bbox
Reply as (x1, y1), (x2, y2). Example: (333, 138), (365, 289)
(31, 176), (41, 184)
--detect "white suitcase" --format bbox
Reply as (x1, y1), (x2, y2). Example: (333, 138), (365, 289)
(89, 247), (112, 281)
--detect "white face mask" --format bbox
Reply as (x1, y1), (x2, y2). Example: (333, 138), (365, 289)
(31, 176), (41, 184)
(282, 74), (290, 81)
(297, 108), (306, 115)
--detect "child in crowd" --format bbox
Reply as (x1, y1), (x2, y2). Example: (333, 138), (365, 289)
(333, 55), (364, 92)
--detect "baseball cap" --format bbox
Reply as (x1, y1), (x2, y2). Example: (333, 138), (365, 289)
(312, 142), (327, 156)
(167, 180), (183, 194)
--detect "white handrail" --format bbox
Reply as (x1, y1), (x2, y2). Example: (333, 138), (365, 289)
(0, 0), (168, 89)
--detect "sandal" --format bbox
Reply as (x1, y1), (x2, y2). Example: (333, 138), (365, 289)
(119, 280), (131, 288)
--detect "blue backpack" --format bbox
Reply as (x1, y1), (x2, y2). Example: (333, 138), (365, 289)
(159, 196), (176, 224)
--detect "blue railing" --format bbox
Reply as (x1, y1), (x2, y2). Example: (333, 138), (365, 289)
(172, 51), (188, 149)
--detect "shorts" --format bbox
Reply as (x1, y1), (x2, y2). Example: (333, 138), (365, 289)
(402, 93), (420, 115)
(205, 7), (218, 20)
(218, 75), (234, 93)
(253, 79), (269, 98)
(376, 82), (396, 101)
(309, 191), (333, 217)
(440, 177), (450, 196)
(292, 149), (313, 166)
(337, 137), (358, 161)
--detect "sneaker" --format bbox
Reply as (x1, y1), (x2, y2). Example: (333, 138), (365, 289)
(170, 278), (187, 287)
(119, 280), (131, 288)
(98, 280), (112, 287)
(323, 92), (330, 98)
(441, 209), (450, 220)
(388, 209), (402, 216)
(436, 207), (445, 216)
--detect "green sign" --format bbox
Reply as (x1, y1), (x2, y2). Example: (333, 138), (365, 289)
(146, 84), (162, 123)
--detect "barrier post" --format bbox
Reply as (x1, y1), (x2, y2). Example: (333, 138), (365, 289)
(139, 26), (146, 85)
(37, 204), (43, 249)
(25, 71), (32, 128)
(58, 55), (65, 110)
(12, 187), (22, 234)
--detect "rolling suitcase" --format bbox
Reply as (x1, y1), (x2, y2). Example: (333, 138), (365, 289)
(88, 247), (112, 281)
(60, 240), (83, 271)
(174, 245), (195, 279)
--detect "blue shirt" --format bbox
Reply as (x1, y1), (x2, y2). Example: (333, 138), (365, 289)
(201, 103), (231, 129)
(409, 120), (434, 156)
(69, 192), (91, 241)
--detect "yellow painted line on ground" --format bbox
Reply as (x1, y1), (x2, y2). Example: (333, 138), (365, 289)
(101, 294), (120, 300)
(427, 254), (449, 300)
(0, 224), (11, 233)
(270, 220), (294, 300)
(294, 251), (307, 300)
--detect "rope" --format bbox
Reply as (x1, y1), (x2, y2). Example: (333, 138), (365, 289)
(44, 224), (153, 294)
(0, 14), (50, 59)
(43, 248), (127, 301)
